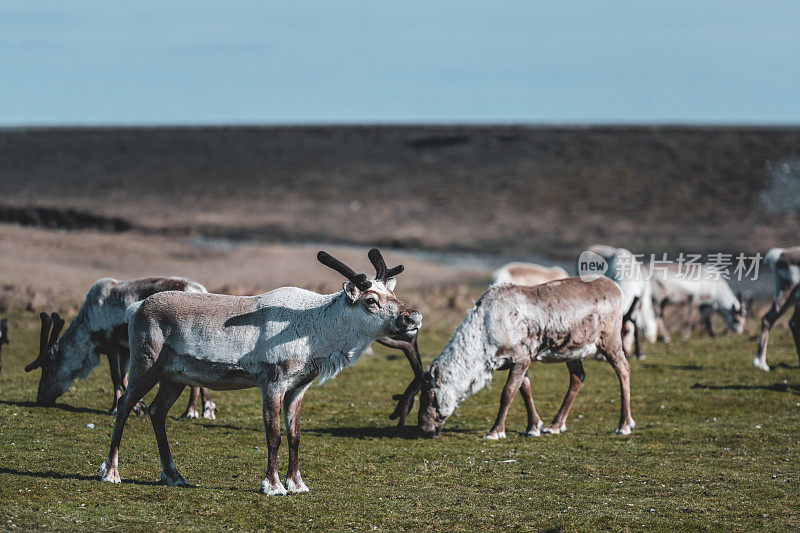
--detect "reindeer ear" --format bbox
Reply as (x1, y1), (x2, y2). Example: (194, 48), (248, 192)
(343, 281), (361, 304)
(384, 277), (397, 291)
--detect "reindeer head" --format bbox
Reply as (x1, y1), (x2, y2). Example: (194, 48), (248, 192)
(25, 312), (68, 405)
(722, 292), (747, 334)
(317, 248), (422, 339)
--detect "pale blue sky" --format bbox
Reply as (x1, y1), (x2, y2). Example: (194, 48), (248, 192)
(1, 1), (798, 125)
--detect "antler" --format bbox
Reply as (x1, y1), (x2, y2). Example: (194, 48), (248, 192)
(317, 251), (372, 291)
(622, 296), (639, 325)
(376, 335), (424, 427)
(368, 248), (404, 282)
(25, 312), (64, 372)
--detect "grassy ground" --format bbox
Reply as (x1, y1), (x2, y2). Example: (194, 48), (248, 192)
(1, 308), (799, 531)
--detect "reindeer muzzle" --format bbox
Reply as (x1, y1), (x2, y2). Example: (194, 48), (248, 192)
(395, 310), (422, 339)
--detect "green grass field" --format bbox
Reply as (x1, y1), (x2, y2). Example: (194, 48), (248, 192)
(1, 308), (799, 531)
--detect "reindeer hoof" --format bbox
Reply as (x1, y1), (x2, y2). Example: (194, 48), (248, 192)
(181, 407), (200, 420)
(260, 479), (288, 496)
(133, 401), (148, 417)
(98, 461), (121, 484)
(752, 357), (770, 371)
(614, 425), (632, 435)
(522, 422), (544, 437)
(160, 470), (191, 487)
(542, 424), (565, 435)
(286, 476), (309, 493)
(483, 431), (506, 440)
(202, 401), (216, 420)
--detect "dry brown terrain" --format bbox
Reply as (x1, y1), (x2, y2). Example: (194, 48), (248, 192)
(2, 125), (799, 258)
(1, 125), (798, 305)
(0, 225), (482, 312)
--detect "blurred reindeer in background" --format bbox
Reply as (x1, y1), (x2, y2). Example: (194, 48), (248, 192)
(491, 262), (568, 287)
(650, 264), (746, 342)
(754, 246), (800, 371)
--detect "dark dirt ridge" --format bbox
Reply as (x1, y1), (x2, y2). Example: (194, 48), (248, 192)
(0, 205), (132, 233)
(1, 125), (799, 257)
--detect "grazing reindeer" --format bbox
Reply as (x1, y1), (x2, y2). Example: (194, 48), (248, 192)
(25, 277), (215, 419)
(98, 249), (421, 495)
(384, 277), (633, 439)
(491, 262), (568, 287)
(650, 264), (746, 342)
(754, 246), (800, 371)
(0, 318), (9, 374)
(583, 245), (657, 358)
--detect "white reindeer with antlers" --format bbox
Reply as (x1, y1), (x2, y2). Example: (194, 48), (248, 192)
(25, 277), (215, 419)
(98, 249), (422, 495)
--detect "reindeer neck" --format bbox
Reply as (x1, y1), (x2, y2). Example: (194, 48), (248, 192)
(57, 304), (94, 358)
(433, 303), (497, 417)
(307, 291), (379, 384)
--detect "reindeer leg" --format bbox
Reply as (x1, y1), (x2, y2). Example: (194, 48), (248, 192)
(99, 347), (162, 484)
(283, 382), (312, 493)
(519, 370), (544, 437)
(632, 321), (644, 360)
(683, 299), (697, 340)
(621, 321), (634, 359)
(181, 387), (201, 419)
(149, 379), (189, 486)
(119, 347), (148, 416)
(543, 361), (585, 434)
(755, 290), (792, 371)
(106, 351), (123, 415)
(605, 348), (634, 435)
(485, 360), (530, 440)
(700, 305), (715, 338)
(789, 306), (800, 368)
(259, 386), (287, 495)
(657, 300), (672, 343)
(201, 388), (216, 420)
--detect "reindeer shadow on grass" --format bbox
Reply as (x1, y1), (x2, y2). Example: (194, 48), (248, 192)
(0, 467), (161, 487)
(691, 382), (800, 395)
(306, 425), (472, 439)
(0, 399), (107, 416)
(640, 363), (709, 371)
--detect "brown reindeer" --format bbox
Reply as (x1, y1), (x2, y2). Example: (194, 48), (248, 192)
(383, 277), (634, 439)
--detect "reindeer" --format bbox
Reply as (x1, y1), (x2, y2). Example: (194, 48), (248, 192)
(650, 264), (746, 342)
(383, 277), (634, 439)
(582, 245), (657, 358)
(24, 277), (215, 420)
(491, 262), (568, 287)
(98, 249), (421, 495)
(754, 246), (800, 371)
(0, 318), (9, 374)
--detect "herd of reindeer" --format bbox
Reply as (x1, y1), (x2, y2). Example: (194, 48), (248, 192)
(1, 245), (799, 495)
